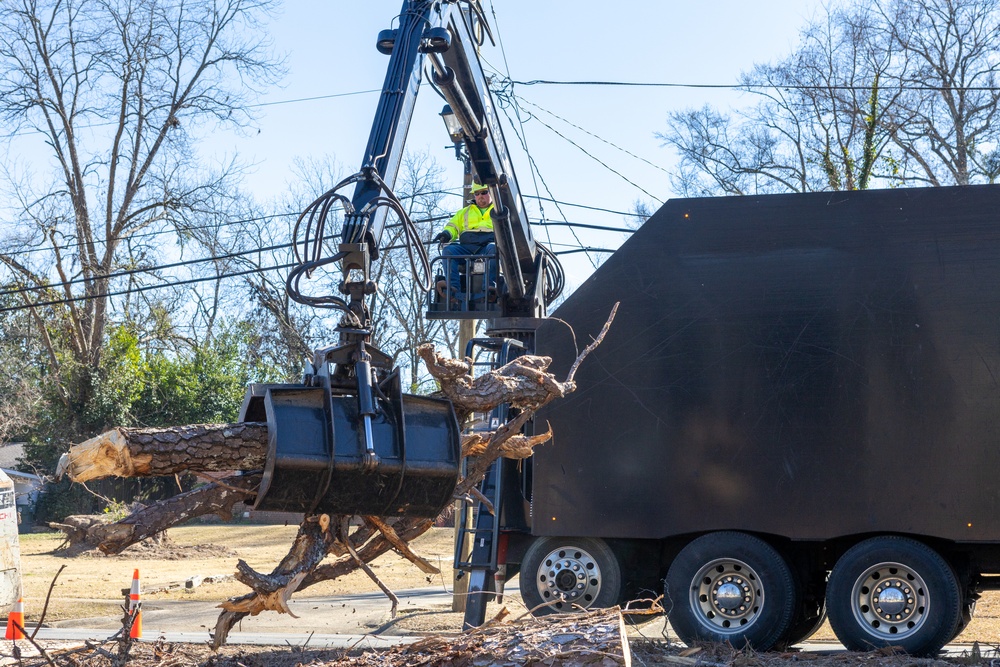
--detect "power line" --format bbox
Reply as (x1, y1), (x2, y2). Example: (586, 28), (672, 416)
(0, 238), (297, 298)
(487, 0), (554, 252)
(535, 220), (636, 233)
(0, 87), (384, 140)
(523, 196), (637, 217)
(0, 262), (297, 314)
(250, 89), (381, 108)
(1, 192), (461, 260)
(496, 98), (599, 270)
(514, 94), (671, 177)
(511, 79), (1000, 93)
(0, 213), (454, 297)
(0, 202), (629, 288)
(553, 247), (615, 256)
(516, 105), (663, 204)
(0, 211), (299, 260)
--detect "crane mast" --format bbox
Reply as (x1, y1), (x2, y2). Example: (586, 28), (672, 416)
(241, 0), (562, 630)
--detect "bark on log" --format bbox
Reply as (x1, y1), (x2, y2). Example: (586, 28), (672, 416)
(335, 606), (632, 667)
(83, 475), (260, 555)
(417, 345), (575, 419)
(56, 423), (267, 482)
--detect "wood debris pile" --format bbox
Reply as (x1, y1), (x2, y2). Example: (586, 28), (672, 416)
(45, 305), (619, 649)
(7, 633), (999, 667)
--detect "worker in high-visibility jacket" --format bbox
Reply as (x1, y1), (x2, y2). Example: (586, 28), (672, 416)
(433, 182), (498, 304)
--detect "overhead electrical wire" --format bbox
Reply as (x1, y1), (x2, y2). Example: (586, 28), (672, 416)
(516, 105), (663, 204)
(523, 196), (636, 217)
(0, 212), (454, 298)
(0, 210), (299, 259)
(0, 261), (298, 314)
(0, 201), (455, 260)
(535, 220), (636, 233)
(510, 79), (1000, 93)
(514, 94), (671, 177)
(487, 1), (551, 249)
(553, 247), (616, 256)
(0, 238), (301, 298)
(494, 94), (599, 270)
(0, 213), (633, 313)
(0, 200), (625, 270)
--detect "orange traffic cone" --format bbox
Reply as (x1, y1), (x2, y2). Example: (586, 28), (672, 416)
(128, 569), (142, 639)
(5, 598), (25, 640)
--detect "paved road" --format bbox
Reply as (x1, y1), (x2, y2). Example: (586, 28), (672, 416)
(40, 586), (456, 638)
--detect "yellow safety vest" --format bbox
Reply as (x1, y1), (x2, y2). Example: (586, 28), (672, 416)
(442, 204), (494, 241)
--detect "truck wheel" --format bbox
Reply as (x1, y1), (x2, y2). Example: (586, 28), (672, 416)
(664, 532), (796, 651)
(826, 536), (961, 656)
(519, 537), (622, 615)
(775, 567), (828, 649)
(776, 600), (826, 649)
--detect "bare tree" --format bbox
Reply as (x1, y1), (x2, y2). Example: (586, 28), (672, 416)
(0, 296), (43, 443)
(662, 4), (899, 195)
(0, 0), (283, 441)
(877, 0), (1000, 185)
(662, 0), (1000, 194)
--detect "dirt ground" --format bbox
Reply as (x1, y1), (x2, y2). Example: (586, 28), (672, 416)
(11, 524), (1000, 665)
(16, 524), (1000, 642)
(16, 524), (459, 624)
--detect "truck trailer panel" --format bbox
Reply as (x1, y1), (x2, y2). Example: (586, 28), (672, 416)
(533, 185), (1000, 543)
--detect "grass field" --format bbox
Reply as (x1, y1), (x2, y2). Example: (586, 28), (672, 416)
(17, 525), (457, 624)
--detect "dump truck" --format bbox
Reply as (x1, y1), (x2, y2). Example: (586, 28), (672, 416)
(242, 0), (1000, 657)
(483, 183), (1000, 656)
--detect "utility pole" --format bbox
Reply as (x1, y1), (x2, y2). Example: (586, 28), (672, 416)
(443, 117), (477, 613)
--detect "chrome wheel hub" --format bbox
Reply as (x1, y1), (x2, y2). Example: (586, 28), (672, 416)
(690, 558), (763, 634)
(534, 546), (603, 609)
(851, 562), (927, 639)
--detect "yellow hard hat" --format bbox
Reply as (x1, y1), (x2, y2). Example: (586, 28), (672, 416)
(471, 182), (489, 194)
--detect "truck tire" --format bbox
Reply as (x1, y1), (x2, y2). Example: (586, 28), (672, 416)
(826, 536), (962, 656)
(664, 532), (796, 651)
(775, 566), (828, 649)
(519, 537), (622, 615)
(776, 601), (827, 649)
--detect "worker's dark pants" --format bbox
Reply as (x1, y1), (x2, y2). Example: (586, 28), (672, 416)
(441, 241), (497, 299)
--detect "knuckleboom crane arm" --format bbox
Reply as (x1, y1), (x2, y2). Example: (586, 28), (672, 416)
(329, 0), (559, 323)
(268, 0), (562, 627)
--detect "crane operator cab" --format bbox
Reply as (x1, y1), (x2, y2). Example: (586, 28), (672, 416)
(426, 242), (502, 319)
(427, 181), (502, 319)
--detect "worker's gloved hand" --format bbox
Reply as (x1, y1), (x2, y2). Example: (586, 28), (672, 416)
(433, 232), (451, 244)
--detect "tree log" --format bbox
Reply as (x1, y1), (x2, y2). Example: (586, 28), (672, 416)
(56, 423), (267, 482)
(417, 345), (575, 419)
(92, 475), (259, 554)
(336, 606), (632, 667)
(56, 351), (565, 485)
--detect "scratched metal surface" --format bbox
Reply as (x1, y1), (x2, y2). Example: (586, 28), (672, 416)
(532, 185), (1000, 543)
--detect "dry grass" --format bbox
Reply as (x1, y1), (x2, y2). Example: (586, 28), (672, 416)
(18, 525), (1000, 646)
(18, 524), (457, 622)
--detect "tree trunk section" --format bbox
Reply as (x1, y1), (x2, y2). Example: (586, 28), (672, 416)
(95, 475), (259, 554)
(57, 423), (267, 482)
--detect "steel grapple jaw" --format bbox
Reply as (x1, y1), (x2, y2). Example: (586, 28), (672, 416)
(238, 366), (461, 518)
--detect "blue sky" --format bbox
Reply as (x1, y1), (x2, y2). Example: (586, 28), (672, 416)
(222, 1), (826, 290)
(3, 1), (826, 293)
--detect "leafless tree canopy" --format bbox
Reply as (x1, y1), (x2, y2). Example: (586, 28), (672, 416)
(661, 0), (1000, 194)
(0, 0), (283, 415)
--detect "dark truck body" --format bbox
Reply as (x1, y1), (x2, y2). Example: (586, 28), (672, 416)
(512, 184), (1000, 653)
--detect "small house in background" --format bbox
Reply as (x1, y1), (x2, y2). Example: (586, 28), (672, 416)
(0, 443), (44, 527)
